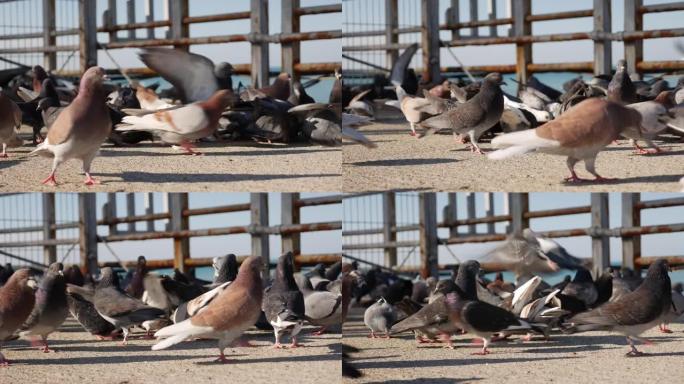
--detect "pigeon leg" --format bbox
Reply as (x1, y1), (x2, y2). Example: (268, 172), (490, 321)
(120, 328), (130, 346)
(41, 337), (53, 353)
(467, 131), (486, 155)
(585, 157), (615, 182)
(41, 157), (61, 186)
(439, 333), (455, 349)
(659, 323), (673, 333)
(312, 326), (327, 336)
(632, 139), (664, 155)
(289, 335), (302, 348)
(82, 153), (100, 185)
(563, 157), (588, 182)
(0, 143), (7, 158)
(214, 350), (232, 364)
(273, 331), (285, 349)
(179, 141), (203, 156)
(625, 337), (646, 357)
(471, 339), (491, 355)
(409, 123), (417, 136)
(0, 351), (10, 367)
(382, 331), (391, 339)
(367, 331), (376, 339)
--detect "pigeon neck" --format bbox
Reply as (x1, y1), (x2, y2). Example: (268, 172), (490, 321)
(455, 273), (477, 300)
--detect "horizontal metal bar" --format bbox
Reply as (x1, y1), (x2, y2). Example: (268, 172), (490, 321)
(441, 214), (512, 227)
(525, 206), (592, 219)
(441, 17), (513, 30)
(98, 20), (171, 33)
(342, 43), (413, 52)
(99, 212), (171, 226)
(183, 12), (251, 24)
(343, 253), (414, 276)
(342, 224), (419, 237)
(638, 2), (684, 14)
(635, 198), (684, 210)
(635, 256), (684, 268)
(0, 222), (78, 235)
(0, 28), (79, 41)
(342, 241), (420, 250)
(0, 238), (78, 247)
(0, 45), (78, 54)
(99, 253), (340, 269)
(526, 9), (593, 22)
(396, 262), (513, 274)
(637, 60), (684, 71)
(182, 203), (251, 217)
(296, 4), (342, 16)
(296, 195), (343, 207)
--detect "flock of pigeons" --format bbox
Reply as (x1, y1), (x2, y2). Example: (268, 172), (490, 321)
(0, 253), (348, 366)
(0, 47), (342, 185)
(340, 230), (684, 377)
(343, 43), (684, 186)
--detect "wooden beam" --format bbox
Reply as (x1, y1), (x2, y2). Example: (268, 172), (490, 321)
(591, 193), (610, 278)
(593, 0), (612, 76)
(419, 193), (439, 278)
(42, 193), (56, 265)
(169, 193), (190, 274)
(107, 0), (117, 43)
(251, 193), (270, 278)
(513, 0), (531, 85)
(621, 193), (641, 271)
(79, 0), (98, 73)
(466, 193), (476, 234)
(126, 193), (136, 233)
(508, 193), (529, 235)
(487, 0), (497, 37)
(624, 0), (643, 79)
(43, 0), (56, 70)
(251, 0), (270, 88)
(169, 0), (189, 50)
(281, 0), (300, 84)
(127, 0), (136, 40)
(281, 193), (301, 258)
(106, 193), (117, 236)
(469, 0), (479, 37)
(447, 0), (460, 41)
(78, 193), (98, 275)
(386, 0), (399, 69)
(484, 192), (495, 234)
(383, 192), (397, 268)
(421, 0), (441, 84)
(145, 0), (155, 39)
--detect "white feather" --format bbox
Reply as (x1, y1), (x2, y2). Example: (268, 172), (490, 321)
(152, 318), (213, 350)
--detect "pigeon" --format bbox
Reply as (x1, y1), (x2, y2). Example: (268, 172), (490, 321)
(607, 60), (638, 104)
(567, 259), (672, 356)
(255, 72), (291, 101)
(288, 81), (315, 105)
(212, 254), (238, 286)
(0, 263), (14, 286)
(489, 98), (644, 182)
(139, 47), (233, 104)
(262, 252), (305, 348)
(341, 113), (376, 148)
(133, 84), (175, 111)
(93, 267), (167, 344)
(363, 297), (397, 338)
(288, 103), (341, 146)
(125, 256), (148, 299)
(30, 66), (112, 186)
(560, 267), (598, 308)
(0, 91), (23, 158)
(116, 89), (233, 154)
(484, 233), (559, 282)
(419, 73), (505, 154)
(389, 43), (419, 94)
(522, 229), (588, 270)
(152, 256), (264, 363)
(627, 91), (675, 154)
(0, 269), (37, 365)
(18, 263), (68, 352)
(36, 79), (64, 130)
(659, 283), (684, 333)
(394, 85), (439, 136)
(593, 268), (614, 307)
(66, 286), (117, 339)
(300, 275), (342, 335)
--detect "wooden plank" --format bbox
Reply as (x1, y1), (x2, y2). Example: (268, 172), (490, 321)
(386, 0), (399, 69)
(591, 193), (610, 278)
(42, 0), (56, 70)
(169, 0), (189, 50)
(78, 193), (98, 275)
(144, 193), (155, 232)
(145, 0), (155, 39)
(169, 193), (190, 274)
(621, 193), (641, 271)
(593, 0), (612, 76)
(382, 192), (397, 268)
(484, 192), (495, 234)
(251, 193), (270, 278)
(42, 193), (56, 265)
(281, 0), (300, 84)
(421, 0), (441, 84)
(107, 0), (117, 43)
(79, 0), (98, 72)
(126, 193), (136, 233)
(469, 0), (479, 37)
(419, 193), (439, 278)
(447, 0), (460, 41)
(624, 0), (643, 79)
(251, 0), (270, 88)
(127, 0), (136, 40)
(488, 0), (497, 37)
(281, 193), (301, 259)
(508, 193), (529, 235)
(513, 0), (531, 85)
(466, 193), (476, 234)
(447, 193), (458, 238)
(106, 193), (118, 235)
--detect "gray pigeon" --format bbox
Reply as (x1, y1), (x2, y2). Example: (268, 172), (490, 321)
(300, 275), (342, 335)
(568, 259), (671, 356)
(607, 60), (638, 104)
(18, 262), (68, 352)
(659, 283), (684, 333)
(212, 254), (238, 286)
(418, 72), (504, 154)
(363, 297), (397, 338)
(484, 233), (559, 283)
(561, 268), (598, 308)
(262, 252), (306, 348)
(93, 267), (166, 344)
(66, 288), (117, 339)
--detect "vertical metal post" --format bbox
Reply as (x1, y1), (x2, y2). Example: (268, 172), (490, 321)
(421, 0), (440, 85)
(106, 0), (118, 43)
(466, 193), (476, 234)
(386, 0), (399, 69)
(419, 193), (438, 278)
(169, 193), (190, 274)
(487, 0), (497, 37)
(508, 193), (529, 235)
(126, 0), (136, 40)
(144, 193), (155, 232)
(251, 0), (270, 88)
(78, 193), (98, 275)
(621, 193), (641, 271)
(382, 192), (397, 268)
(447, 0), (460, 41)
(126, 193), (136, 233)
(42, 0), (56, 70)
(591, 193), (610, 278)
(281, 193), (301, 258)
(145, 0), (155, 39)
(169, 0), (189, 50)
(624, 0), (643, 79)
(79, 0), (98, 73)
(281, 0), (300, 83)
(251, 193), (270, 279)
(42, 193), (56, 265)
(447, 193), (458, 238)
(513, 0), (531, 85)
(106, 193), (117, 235)
(469, 0), (478, 37)
(484, 192), (495, 234)
(593, 0), (612, 76)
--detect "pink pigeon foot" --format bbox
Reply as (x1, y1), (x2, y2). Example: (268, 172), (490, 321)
(179, 142), (203, 155)
(214, 352), (232, 364)
(0, 353), (11, 367)
(312, 327), (327, 336)
(472, 348), (491, 356)
(289, 341), (302, 348)
(41, 173), (57, 186)
(659, 324), (673, 333)
(84, 174), (100, 186)
(0, 153), (8, 158)
(273, 343), (286, 349)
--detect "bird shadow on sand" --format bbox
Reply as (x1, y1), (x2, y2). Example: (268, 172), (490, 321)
(194, 352), (340, 366)
(101, 148), (336, 158)
(363, 378), (483, 384)
(94, 172), (339, 184)
(0, 158), (24, 170)
(561, 173), (681, 186)
(351, 158), (456, 167)
(11, 353), (218, 366)
(354, 355), (580, 370)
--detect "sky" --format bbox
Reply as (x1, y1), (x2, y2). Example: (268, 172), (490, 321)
(343, 192), (684, 273)
(0, 193), (342, 268)
(342, 0), (684, 71)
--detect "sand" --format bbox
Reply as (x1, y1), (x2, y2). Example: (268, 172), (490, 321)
(0, 126), (341, 192)
(2, 318), (341, 384)
(343, 307), (684, 384)
(343, 107), (684, 192)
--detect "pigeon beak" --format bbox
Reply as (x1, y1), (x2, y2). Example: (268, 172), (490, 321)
(27, 277), (38, 289)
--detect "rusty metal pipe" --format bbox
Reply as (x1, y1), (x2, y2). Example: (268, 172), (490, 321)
(182, 203), (251, 217)
(525, 206), (592, 219)
(526, 9), (593, 22)
(342, 241), (420, 250)
(0, 238), (78, 247)
(638, 2), (684, 14)
(441, 17), (513, 30)
(183, 12), (251, 24)
(295, 195), (343, 207)
(296, 5), (342, 16)
(635, 198), (684, 210)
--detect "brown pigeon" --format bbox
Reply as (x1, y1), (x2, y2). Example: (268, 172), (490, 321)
(0, 269), (37, 365)
(0, 92), (23, 158)
(152, 256), (264, 363)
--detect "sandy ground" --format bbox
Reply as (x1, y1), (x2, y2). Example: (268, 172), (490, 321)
(343, 107), (684, 192)
(0, 126), (341, 192)
(343, 307), (684, 384)
(2, 318), (341, 384)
